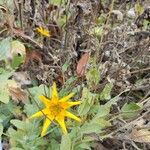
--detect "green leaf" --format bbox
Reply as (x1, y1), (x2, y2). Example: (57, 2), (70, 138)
(29, 84), (49, 101)
(10, 148), (24, 150)
(105, 89), (129, 107)
(90, 26), (104, 37)
(0, 68), (15, 103)
(143, 20), (150, 30)
(121, 102), (143, 119)
(80, 123), (102, 134)
(92, 118), (111, 129)
(10, 119), (26, 130)
(47, 139), (60, 150)
(11, 40), (25, 56)
(78, 88), (97, 116)
(11, 55), (25, 69)
(135, 3), (144, 15)
(0, 79), (17, 103)
(62, 60), (70, 72)
(86, 67), (100, 87)
(93, 106), (110, 118)
(0, 88), (9, 103)
(0, 123), (3, 136)
(0, 38), (11, 60)
(60, 134), (71, 150)
(99, 83), (113, 101)
(78, 143), (91, 150)
(50, 0), (65, 5)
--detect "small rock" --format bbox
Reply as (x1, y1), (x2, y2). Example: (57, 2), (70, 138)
(127, 8), (136, 18)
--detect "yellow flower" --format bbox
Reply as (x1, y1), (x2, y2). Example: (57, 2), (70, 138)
(29, 82), (81, 137)
(36, 26), (50, 37)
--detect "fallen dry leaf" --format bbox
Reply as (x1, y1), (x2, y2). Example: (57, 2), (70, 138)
(9, 87), (28, 103)
(76, 52), (90, 77)
(23, 50), (43, 69)
(129, 129), (150, 143)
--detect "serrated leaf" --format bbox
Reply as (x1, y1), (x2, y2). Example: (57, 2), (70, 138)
(60, 134), (71, 150)
(99, 83), (113, 101)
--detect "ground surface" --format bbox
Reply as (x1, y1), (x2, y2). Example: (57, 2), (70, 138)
(0, 0), (150, 150)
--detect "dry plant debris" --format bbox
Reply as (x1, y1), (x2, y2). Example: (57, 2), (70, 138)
(0, 0), (150, 150)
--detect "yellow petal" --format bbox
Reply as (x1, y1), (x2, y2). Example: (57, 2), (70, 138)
(52, 82), (59, 101)
(65, 111), (81, 122)
(61, 101), (81, 109)
(41, 118), (52, 137)
(55, 116), (67, 135)
(36, 27), (42, 32)
(60, 93), (74, 102)
(29, 108), (47, 119)
(39, 95), (50, 106)
(36, 27), (50, 37)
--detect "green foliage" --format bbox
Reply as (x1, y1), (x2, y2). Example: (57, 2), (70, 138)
(0, 68), (15, 103)
(121, 102), (143, 119)
(0, 38), (11, 61)
(135, 3), (144, 15)
(8, 119), (47, 150)
(60, 134), (71, 150)
(50, 0), (65, 5)
(78, 87), (97, 116)
(0, 39), (25, 68)
(0, 123), (3, 137)
(86, 67), (100, 87)
(143, 20), (150, 30)
(99, 83), (113, 101)
(10, 40), (26, 69)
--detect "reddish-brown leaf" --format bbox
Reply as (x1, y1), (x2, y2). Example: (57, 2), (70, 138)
(76, 52), (90, 77)
(23, 50), (43, 69)
(9, 87), (28, 103)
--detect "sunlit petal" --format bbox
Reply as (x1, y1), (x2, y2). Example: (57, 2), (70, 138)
(29, 82), (81, 136)
(36, 26), (50, 37)
(41, 118), (52, 137)
(52, 82), (59, 101)
(60, 93), (74, 102)
(39, 95), (50, 106)
(29, 108), (47, 119)
(65, 111), (81, 122)
(61, 101), (81, 109)
(55, 116), (67, 135)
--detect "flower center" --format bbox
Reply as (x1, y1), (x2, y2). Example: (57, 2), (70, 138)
(49, 103), (63, 117)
